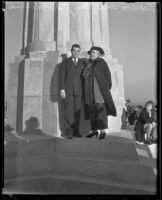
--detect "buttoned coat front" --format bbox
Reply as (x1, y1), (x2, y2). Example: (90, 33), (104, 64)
(59, 57), (85, 96)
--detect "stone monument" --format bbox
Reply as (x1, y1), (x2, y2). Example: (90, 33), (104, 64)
(6, 2), (125, 136)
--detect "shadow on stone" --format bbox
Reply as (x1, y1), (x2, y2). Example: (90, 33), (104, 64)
(5, 124), (28, 142)
(22, 117), (46, 136)
(16, 59), (25, 134)
(50, 54), (67, 136)
(50, 54), (67, 102)
(5, 124), (15, 133)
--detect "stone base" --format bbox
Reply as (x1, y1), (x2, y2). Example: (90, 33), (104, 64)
(21, 51), (60, 136)
(6, 96), (18, 130)
(6, 49), (125, 136)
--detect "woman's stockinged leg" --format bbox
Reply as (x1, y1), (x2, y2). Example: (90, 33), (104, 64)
(100, 129), (106, 133)
(98, 129), (106, 139)
(144, 123), (153, 144)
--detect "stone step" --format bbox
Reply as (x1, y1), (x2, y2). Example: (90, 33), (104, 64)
(4, 155), (53, 179)
(4, 174), (155, 194)
(5, 136), (55, 156)
(5, 134), (139, 162)
(4, 150), (156, 188)
(55, 136), (139, 162)
(4, 131), (156, 193)
(52, 153), (156, 188)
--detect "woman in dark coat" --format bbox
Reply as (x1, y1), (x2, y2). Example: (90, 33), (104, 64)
(134, 101), (156, 144)
(83, 46), (117, 139)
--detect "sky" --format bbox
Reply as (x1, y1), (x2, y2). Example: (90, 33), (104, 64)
(4, 2), (157, 105)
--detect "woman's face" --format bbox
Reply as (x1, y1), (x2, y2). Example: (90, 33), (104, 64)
(146, 103), (152, 112)
(90, 50), (100, 60)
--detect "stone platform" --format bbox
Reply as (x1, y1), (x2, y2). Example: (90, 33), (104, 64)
(4, 130), (157, 194)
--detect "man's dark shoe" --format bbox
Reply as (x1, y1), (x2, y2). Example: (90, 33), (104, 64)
(67, 135), (73, 139)
(74, 134), (82, 137)
(73, 129), (82, 137)
(66, 130), (73, 139)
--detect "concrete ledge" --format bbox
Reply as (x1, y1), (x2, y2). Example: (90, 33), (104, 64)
(5, 137), (55, 156)
(4, 174), (156, 194)
(55, 137), (139, 162)
(4, 132), (157, 194)
(4, 155), (54, 179)
(53, 154), (156, 187)
(4, 149), (156, 187)
(5, 135), (139, 161)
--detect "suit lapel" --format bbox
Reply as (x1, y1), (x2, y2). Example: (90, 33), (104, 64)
(67, 57), (75, 69)
(69, 57), (77, 68)
(69, 57), (82, 68)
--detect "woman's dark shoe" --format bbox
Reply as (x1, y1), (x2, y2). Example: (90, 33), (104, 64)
(86, 131), (98, 138)
(98, 132), (106, 139)
(67, 135), (73, 139)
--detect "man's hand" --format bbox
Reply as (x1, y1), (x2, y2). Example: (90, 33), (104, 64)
(60, 90), (66, 99)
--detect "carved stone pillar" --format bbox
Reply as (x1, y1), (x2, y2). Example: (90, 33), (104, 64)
(27, 2), (56, 52)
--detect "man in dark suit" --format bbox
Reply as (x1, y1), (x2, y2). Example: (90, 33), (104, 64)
(59, 44), (85, 139)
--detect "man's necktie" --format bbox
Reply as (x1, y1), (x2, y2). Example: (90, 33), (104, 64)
(74, 58), (77, 65)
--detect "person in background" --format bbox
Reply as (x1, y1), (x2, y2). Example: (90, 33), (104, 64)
(134, 101), (156, 145)
(125, 99), (132, 124)
(83, 46), (116, 139)
(128, 105), (135, 125)
(128, 105), (142, 125)
(150, 104), (157, 143)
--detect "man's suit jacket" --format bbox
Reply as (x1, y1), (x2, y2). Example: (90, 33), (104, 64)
(59, 57), (86, 96)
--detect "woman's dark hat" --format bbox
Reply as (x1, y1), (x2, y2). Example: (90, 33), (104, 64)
(88, 46), (105, 55)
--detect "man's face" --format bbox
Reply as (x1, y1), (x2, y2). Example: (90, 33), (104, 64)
(71, 47), (80, 58)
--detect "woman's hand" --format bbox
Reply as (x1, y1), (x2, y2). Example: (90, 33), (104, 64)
(148, 111), (151, 117)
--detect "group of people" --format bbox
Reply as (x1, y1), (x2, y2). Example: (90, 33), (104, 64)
(134, 101), (157, 145)
(124, 99), (157, 145)
(125, 100), (143, 126)
(59, 44), (117, 139)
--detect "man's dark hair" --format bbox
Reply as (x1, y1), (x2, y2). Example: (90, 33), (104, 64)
(71, 44), (81, 51)
(126, 99), (131, 103)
